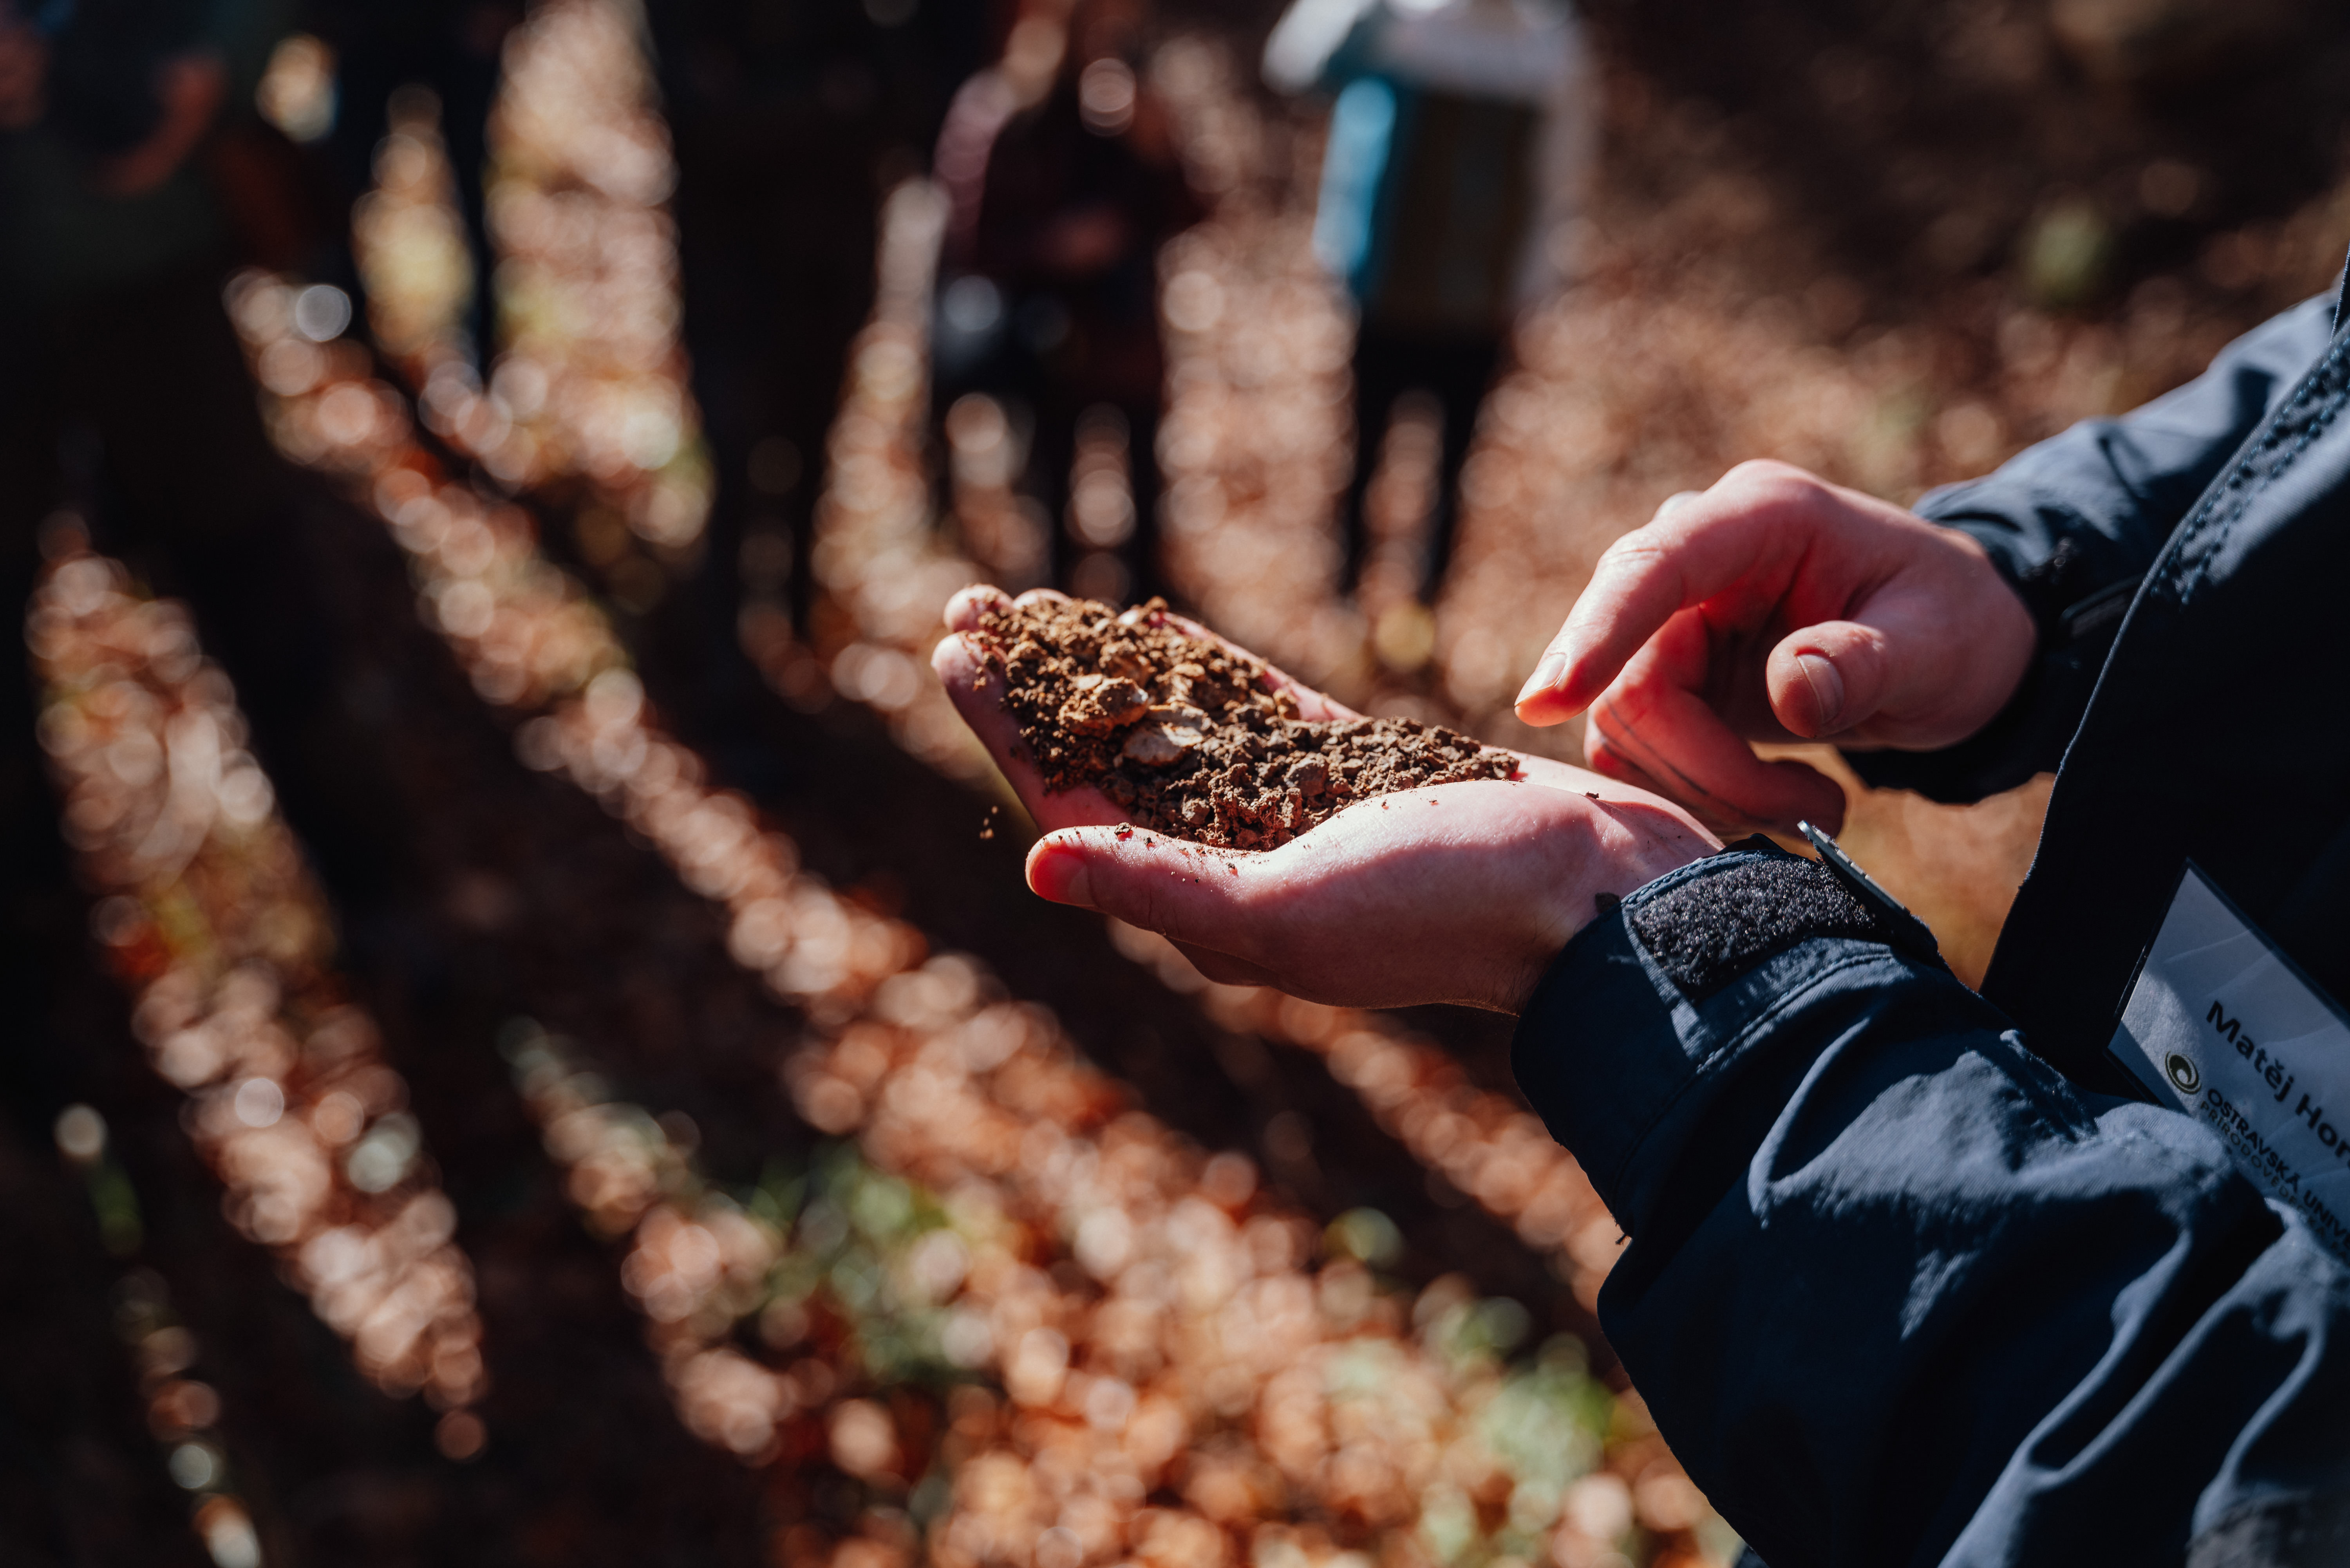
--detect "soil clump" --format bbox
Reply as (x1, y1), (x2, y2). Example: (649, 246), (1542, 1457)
(974, 596), (1517, 849)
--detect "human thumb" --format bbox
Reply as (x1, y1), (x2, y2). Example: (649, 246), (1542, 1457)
(1765, 620), (1899, 739)
(1025, 827), (1266, 953)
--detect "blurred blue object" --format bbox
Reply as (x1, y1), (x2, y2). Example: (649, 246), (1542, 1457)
(1311, 75), (1395, 287)
(1266, 0), (1592, 601)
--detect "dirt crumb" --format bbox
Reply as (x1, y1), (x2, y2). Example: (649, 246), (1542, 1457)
(972, 596), (1516, 850)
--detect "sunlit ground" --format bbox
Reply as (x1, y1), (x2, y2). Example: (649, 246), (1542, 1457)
(37, 1), (2350, 1562)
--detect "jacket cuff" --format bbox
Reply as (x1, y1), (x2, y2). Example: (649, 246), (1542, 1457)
(1511, 836), (1942, 1230)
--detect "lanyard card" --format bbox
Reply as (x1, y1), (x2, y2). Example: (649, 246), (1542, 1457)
(2108, 862), (2350, 1259)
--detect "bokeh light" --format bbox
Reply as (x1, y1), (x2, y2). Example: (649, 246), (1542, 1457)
(225, 211), (1727, 1566)
(353, 94), (474, 363)
(779, 44), (1636, 1333)
(255, 33), (337, 144)
(334, 0), (714, 612)
(99, 1266), (270, 1566)
(164, 3), (2350, 1559)
(32, 549), (488, 1418)
(484, 0), (712, 558)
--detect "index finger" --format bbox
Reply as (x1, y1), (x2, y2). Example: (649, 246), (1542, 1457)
(1515, 471), (1815, 726)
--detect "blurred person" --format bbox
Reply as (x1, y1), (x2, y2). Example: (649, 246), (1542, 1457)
(935, 284), (2350, 1563)
(0, 0), (394, 1121)
(929, 4), (1055, 422)
(0, 0), (315, 677)
(937, 0), (1202, 604)
(0, 0), (290, 291)
(641, 0), (987, 777)
(1265, 0), (1591, 604)
(1, 0), (306, 851)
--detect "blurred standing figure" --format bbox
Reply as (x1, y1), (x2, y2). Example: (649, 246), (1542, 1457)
(0, 0), (322, 827)
(644, 0), (987, 776)
(1266, 0), (1591, 603)
(936, 0), (1202, 605)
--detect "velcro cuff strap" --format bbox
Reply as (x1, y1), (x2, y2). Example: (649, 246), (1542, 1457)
(1624, 836), (1929, 1001)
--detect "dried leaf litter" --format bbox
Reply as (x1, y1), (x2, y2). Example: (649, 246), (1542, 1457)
(973, 597), (1517, 850)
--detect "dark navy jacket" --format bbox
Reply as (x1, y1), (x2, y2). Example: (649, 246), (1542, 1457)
(1512, 294), (2350, 1567)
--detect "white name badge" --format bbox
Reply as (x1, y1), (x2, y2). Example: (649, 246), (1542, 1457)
(2109, 863), (2350, 1259)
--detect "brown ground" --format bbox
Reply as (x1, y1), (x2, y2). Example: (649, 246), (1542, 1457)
(974, 596), (1515, 849)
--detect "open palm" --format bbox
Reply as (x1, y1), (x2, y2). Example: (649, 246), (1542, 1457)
(933, 587), (1716, 1013)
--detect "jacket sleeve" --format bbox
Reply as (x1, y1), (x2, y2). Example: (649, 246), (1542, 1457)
(1849, 294), (2341, 803)
(1511, 839), (2350, 1568)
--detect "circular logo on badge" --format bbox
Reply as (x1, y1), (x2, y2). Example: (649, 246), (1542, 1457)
(2166, 1052), (2202, 1096)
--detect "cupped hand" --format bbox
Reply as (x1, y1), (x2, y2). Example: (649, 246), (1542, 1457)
(933, 585), (1717, 1013)
(1511, 460), (2037, 836)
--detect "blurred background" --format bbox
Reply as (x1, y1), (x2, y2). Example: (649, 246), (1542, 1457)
(4, 0), (2350, 1563)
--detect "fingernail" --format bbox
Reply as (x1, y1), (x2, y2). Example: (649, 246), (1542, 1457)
(1515, 651), (1568, 706)
(1030, 847), (1097, 909)
(1795, 653), (1844, 730)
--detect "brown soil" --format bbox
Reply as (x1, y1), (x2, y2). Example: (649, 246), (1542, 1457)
(974, 597), (1517, 849)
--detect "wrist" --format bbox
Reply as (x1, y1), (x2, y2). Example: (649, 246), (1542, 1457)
(1843, 524), (2100, 800)
(1950, 528), (2040, 726)
(1499, 794), (1716, 1013)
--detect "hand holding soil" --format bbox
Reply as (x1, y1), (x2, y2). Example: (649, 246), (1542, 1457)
(933, 586), (1719, 1013)
(971, 590), (1523, 849)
